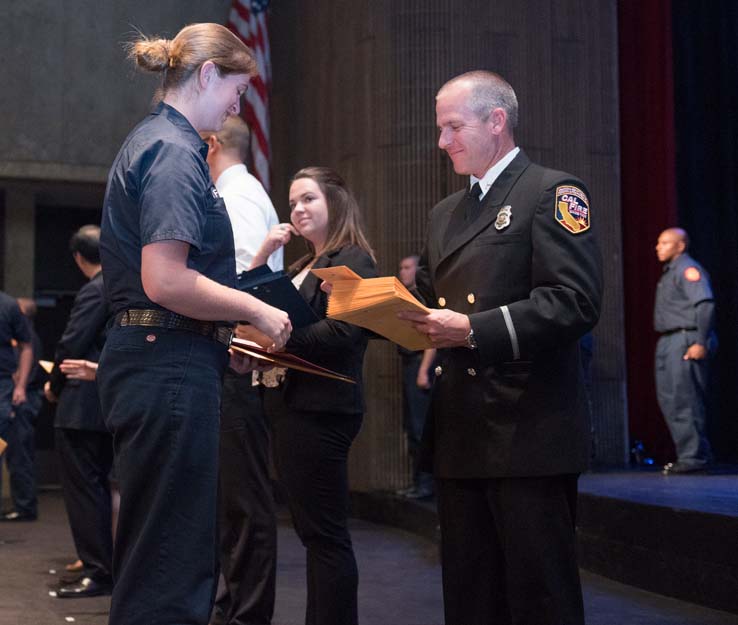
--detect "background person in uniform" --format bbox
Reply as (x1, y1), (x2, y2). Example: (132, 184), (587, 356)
(395, 254), (436, 500)
(255, 167), (377, 625)
(399, 70), (602, 625)
(1, 298), (46, 521)
(201, 116), (282, 625)
(654, 227), (716, 474)
(44, 225), (114, 598)
(0, 293), (33, 519)
(97, 23), (290, 625)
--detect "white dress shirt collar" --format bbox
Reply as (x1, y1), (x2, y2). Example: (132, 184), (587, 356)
(214, 163), (249, 191)
(470, 146), (520, 200)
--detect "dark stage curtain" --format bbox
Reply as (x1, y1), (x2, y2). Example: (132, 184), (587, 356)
(618, 0), (678, 463)
(672, 0), (738, 462)
(619, 0), (738, 464)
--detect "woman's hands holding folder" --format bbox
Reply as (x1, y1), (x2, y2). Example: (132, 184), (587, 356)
(397, 309), (471, 349)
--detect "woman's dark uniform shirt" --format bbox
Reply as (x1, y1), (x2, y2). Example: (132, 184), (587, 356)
(100, 102), (235, 314)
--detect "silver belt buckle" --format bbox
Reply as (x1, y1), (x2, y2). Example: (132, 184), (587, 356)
(216, 326), (234, 347)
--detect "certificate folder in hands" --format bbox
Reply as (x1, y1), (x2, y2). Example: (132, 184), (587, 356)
(237, 266), (319, 328)
(311, 266), (433, 351)
(230, 337), (355, 384)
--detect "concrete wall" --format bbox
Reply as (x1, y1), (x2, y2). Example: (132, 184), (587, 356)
(0, 0), (231, 184)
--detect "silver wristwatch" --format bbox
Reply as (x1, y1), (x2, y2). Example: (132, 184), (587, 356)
(465, 328), (478, 350)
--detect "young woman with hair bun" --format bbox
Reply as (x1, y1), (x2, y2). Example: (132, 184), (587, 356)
(97, 22), (290, 625)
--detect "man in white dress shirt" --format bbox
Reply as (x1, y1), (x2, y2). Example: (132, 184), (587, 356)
(202, 116), (282, 625)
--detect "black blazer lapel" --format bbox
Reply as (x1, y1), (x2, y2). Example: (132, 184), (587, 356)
(437, 150), (532, 269)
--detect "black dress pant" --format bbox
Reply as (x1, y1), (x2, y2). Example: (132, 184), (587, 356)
(212, 371), (276, 625)
(55, 427), (114, 584)
(436, 474), (584, 625)
(267, 392), (362, 625)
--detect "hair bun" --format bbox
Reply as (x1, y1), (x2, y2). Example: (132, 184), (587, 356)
(130, 37), (173, 73)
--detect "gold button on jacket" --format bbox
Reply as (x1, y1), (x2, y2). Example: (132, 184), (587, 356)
(434, 365), (443, 376)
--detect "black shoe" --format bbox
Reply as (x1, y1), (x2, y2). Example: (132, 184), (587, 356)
(662, 461), (708, 475)
(55, 577), (112, 598)
(0, 511), (37, 522)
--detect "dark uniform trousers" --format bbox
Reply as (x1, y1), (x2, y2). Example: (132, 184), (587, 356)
(211, 371), (276, 625)
(98, 326), (228, 625)
(55, 426), (113, 582)
(655, 330), (712, 465)
(4, 389), (43, 516)
(400, 352), (433, 488)
(436, 475), (582, 625)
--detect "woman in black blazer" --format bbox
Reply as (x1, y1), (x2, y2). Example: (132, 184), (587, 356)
(252, 166), (376, 625)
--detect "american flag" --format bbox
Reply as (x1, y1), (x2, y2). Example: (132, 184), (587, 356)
(228, 0), (272, 191)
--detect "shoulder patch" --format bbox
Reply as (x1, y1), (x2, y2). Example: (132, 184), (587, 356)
(684, 266), (701, 282)
(555, 185), (590, 234)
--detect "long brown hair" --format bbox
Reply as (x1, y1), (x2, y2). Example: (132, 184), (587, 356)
(291, 167), (376, 263)
(127, 23), (257, 97)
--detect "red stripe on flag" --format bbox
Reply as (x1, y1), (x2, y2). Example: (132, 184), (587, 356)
(228, 0), (271, 190)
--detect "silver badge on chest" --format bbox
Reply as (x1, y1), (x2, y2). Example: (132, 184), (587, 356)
(495, 205), (512, 231)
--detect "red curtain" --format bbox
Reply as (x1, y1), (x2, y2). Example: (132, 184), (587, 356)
(618, 0), (677, 462)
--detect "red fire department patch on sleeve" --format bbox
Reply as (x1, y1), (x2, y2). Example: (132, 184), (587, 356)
(554, 186), (590, 234)
(684, 267), (701, 282)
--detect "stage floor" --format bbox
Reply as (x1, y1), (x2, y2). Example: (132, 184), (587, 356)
(580, 466), (738, 516)
(577, 466), (738, 616)
(2, 490), (738, 624)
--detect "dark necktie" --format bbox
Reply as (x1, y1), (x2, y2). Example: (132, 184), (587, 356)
(443, 182), (484, 248)
(464, 181), (483, 221)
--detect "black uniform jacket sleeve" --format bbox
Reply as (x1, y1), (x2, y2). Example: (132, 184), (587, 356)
(49, 273), (111, 397)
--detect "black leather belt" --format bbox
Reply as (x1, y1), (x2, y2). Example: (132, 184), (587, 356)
(115, 309), (233, 346)
(660, 327), (697, 336)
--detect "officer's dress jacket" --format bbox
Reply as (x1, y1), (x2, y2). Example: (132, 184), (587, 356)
(416, 150), (602, 478)
(50, 271), (111, 431)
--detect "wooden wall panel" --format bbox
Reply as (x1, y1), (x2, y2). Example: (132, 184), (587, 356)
(270, 0), (627, 489)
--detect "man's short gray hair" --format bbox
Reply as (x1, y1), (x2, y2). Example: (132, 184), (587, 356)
(439, 70), (519, 129)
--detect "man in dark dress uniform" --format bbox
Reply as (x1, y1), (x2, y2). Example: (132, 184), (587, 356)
(654, 227), (716, 474)
(401, 71), (602, 625)
(45, 225), (113, 597)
